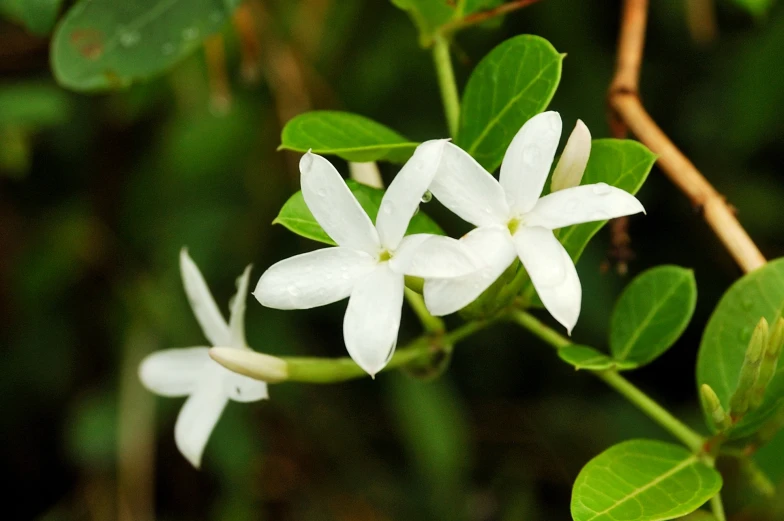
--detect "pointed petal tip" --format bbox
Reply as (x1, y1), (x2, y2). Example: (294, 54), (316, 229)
(299, 151), (315, 173)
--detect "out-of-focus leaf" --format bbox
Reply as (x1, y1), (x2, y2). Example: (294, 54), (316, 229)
(571, 439), (722, 521)
(274, 179), (444, 244)
(0, 83), (73, 127)
(729, 0), (776, 16)
(20, 0), (64, 34)
(558, 345), (636, 371)
(391, 0), (456, 44)
(678, 512), (718, 520)
(280, 111), (419, 164)
(609, 266), (697, 369)
(51, 0), (241, 91)
(697, 258), (784, 438)
(456, 35), (562, 172)
(461, 0), (503, 15)
(66, 392), (117, 467)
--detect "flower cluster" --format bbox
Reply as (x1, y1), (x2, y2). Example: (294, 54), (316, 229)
(139, 111), (645, 466)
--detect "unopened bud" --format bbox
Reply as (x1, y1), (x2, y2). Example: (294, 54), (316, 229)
(750, 316), (783, 409)
(700, 384), (730, 431)
(209, 347), (288, 383)
(729, 317), (768, 417)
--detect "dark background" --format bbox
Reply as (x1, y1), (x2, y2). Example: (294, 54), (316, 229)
(2, 0), (784, 519)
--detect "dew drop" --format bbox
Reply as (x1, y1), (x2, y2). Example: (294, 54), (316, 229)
(522, 145), (542, 166)
(287, 285), (300, 297)
(382, 202), (394, 215)
(420, 190), (432, 203)
(182, 27), (200, 41)
(592, 183), (612, 195)
(161, 42), (176, 55)
(317, 188), (327, 197)
(119, 31), (140, 48)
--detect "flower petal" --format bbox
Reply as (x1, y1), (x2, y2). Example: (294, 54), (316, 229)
(429, 142), (509, 227)
(513, 227), (581, 334)
(213, 360), (269, 403)
(376, 140), (447, 250)
(524, 184), (645, 230)
(389, 234), (481, 278)
(228, 265), (252, 346)
(343, 263), (404, 376)
(550, 119), (591, 192)
(138, 347), (211, 397)
(500, 111), (562, 214)
(180, 249), (231, 346)
(300, 152), (380, 254)
(174, 376), (228, 468)
(424, 226), (517, 316)
(255, 247), (377, 310)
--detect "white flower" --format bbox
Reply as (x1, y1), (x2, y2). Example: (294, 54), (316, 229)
(424, 111), (645, 334)
(254, 141), (480, 377)
(139, 249), (270, 468)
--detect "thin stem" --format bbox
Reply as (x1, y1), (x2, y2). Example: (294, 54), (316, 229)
(510, 310), (705, 452)
(432, 34), (460, 137)
(405, 288), (445, 333)
(710, 492), (727, 521)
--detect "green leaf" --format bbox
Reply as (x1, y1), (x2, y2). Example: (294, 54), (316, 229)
(571, 439), (722, 521)
(274, 179), (444, 244)
(558, 139), (656, 261)
(280, 111), (419, 164)
(678, 512), (717, 521)
(19, 0), (64, 34)
(0, 82), (73, 127)
(456, 35), (563, 172)
(697, 257), (784, 438)
(391, 0), (457, 44)
(729, 0), (776, 17)
(609, 266), (697, 369)
(558, 344), (636, 371)
(51, 0), (241, 91)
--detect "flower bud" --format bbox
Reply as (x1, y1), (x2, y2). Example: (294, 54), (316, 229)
(209, 347), (289, 383)
(749, 316), (783, 409)
(550, 119), (591, 192)
(700, 384), (730, 432)
(729, 317), (768, 417)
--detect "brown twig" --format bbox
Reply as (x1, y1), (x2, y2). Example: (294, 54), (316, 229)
(441, 0), (543, 35)
(608, 0), (766, 274)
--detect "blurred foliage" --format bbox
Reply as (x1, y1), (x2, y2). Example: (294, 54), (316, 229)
(1, 0), (784, 520)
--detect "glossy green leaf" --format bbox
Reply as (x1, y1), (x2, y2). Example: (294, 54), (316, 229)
(456, 35), (563, 172)
(51, 0), (241, 91)
(274, 179), (444, 244)
(20, 0), (64, 34)
(558, 345), (636, 371)
(697, 258), (784, 438)
(571, 439), (722, 521)
(609, 266), (697, 369)
(280, 111), (419, 164)
(391, 0), (456, 44)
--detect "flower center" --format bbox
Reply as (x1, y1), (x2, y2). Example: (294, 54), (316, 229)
(379, 250), (393, 262)
(507, 217), (522, 235)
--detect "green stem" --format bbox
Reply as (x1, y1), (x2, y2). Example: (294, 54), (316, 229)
(405, 288), (445, 333)
(510, 310), (705, 453)
(710, 492), (727, 521)
(432, 34), (460, 137)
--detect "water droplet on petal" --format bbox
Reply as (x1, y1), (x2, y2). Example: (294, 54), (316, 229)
(317, 188), (327, 197)
(592, 183), (612, 195)
(420, 190), (432, 203)
(382, 202), (394, 215)
(523, 145), (542, 166)
(119, 31), (140, 48)
(287, 285), (300, 297)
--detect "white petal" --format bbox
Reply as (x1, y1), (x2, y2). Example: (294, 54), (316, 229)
(228, 265), (252, 346)
(423, 226), (517, 316)
(255, 247), (377, 310)
(513, 227), (581, 334)
(300, 152), (380, 254)
(500, 112), (562, 214)
(389, 234), (481, 278)
(429, 142), (509, 227)
(550, 119), (591, 192)
(212, 360), (269, 403)
(524, 184), (645, 230)
(376, 140), (447, 250)
(343, 263), (404, 376)
(180, 249), (231, 346)
(138, 347), (211, 397)
(174, 376), (228, 468)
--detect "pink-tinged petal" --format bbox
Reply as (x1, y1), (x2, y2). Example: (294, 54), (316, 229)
(429, 142), (509, 227)
(254, 247), (377, 310)
(138, 347), (211, 397)
(524, 183), (645, 230)
(423, 226), (517, 316)
(550, 119), (591, 192)
(343, 263), (404, 377)
(180, 249), (231, 346)
(376, 140), (448, 250)
(390, 234), (481, 279)
(300, 152), (380, 254)
(500, 111), (562, 214)
(173, 377), (228, 468)
(513, 227), (581, 334)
